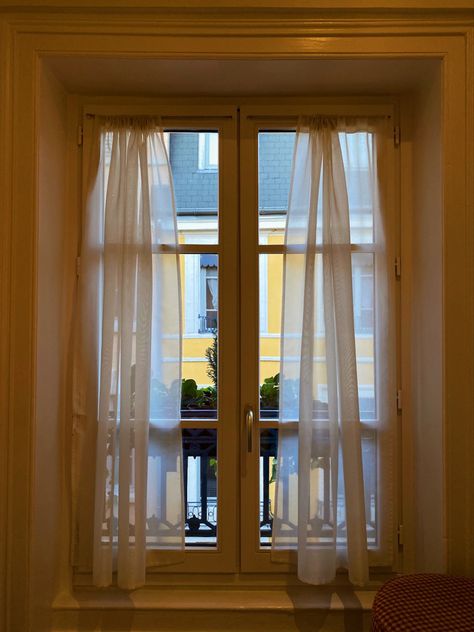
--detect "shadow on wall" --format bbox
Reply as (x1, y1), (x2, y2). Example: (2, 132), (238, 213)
(74, 609), (135, 631)
(288, 587), (370, 632)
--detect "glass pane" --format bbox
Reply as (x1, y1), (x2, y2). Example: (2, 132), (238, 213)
(180, 254), (218, 420)
(168, 131), (218, 245)
(261, 429), (377, 548)
(260, 428), (278, 546)
(362, 430), (377, 546)
(183, 429), (217, 546)
(262, 252), (375, 421)
(352, 253), (375, 420)
(340, 132), (375, 244)
(259, 254), (283, 420)
(257, 130), (375, 246)
(258, 131), (296, 245)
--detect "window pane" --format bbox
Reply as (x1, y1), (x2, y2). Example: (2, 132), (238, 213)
(169, 131), (218, 245)
(260, 428), (278, 546)
(258, 132), (296, 245)
(198, 132), (218, 170)
(260, 429), (377, 548)
(183, 428), (217, 546)
(340, 132), (375, 244)
(259, 254), (283, 420)
(352, 252), (375, 420)
(180, 254), (218, 420)
(257, 131), (375, 246)
(261, 252), (375, 422)
(362, 430), (377, 546)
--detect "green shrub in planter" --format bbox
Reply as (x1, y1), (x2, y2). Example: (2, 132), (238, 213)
(260, 373), (279, 409)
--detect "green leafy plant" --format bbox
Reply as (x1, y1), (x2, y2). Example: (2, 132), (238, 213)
(180, 332), (218, 411)
(181, 378), (217, 410)
(269, 457), (277, 484)
(209, 456), (218, 477)
(205, 331), (218, 389)
(260, 372), (279, 409)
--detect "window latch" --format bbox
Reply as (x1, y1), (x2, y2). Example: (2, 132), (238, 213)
(394, 125), (401, 147)
(397, 389), (403, 413)
(395, 256), (401, 279)
(245, 406), (254, 453)
(398, 524), (404, 547)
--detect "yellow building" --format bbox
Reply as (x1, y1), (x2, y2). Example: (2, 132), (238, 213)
(178, 170), (375, 416)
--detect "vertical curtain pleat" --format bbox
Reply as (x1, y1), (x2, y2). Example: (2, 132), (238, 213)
(75, 118), (183, 590)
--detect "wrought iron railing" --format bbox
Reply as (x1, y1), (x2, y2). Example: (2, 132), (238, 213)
(182, 420), (377, 545)
(197, 314), (217, 334)
(183, 428), (278, 542)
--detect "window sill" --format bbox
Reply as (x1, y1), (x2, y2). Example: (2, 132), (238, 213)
(54, 585), (378, 612)
(54, 578), (389, 631)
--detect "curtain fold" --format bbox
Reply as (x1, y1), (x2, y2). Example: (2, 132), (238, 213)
(207, 277), (218, 310)
(272, 116), (388, 586)
(74, 117), (184, 589)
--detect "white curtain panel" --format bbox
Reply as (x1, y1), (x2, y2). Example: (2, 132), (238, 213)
(272, 117), (391, 586)
(207, 276), (219, 310)
(74, 117), (184, 589)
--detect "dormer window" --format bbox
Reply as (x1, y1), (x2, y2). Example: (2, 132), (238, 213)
(198, 132), (218, 171)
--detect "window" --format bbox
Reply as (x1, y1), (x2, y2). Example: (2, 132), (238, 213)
(353, 254), (374, 336)
(181, 253), (218, 336)
(168, 122), (238, 568)
(240, 108), (396, 573)
(197, 132), (219, 171)
(200, 255), (218, 333)
(260, 131), (364, 549)
(168, 128), (229, 556)
(78, 105), (397, 579)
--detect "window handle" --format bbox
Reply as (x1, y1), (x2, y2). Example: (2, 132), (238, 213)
(245, 406), (254, 453)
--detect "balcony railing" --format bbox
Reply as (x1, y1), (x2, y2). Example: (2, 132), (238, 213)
(183, 428), (278, 543)
(197, 314), (217, 334)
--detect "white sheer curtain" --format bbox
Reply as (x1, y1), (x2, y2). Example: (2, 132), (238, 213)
(272, 116), (391, 586)
(207, 276), (218, 310)
(73, 117), (184, 590)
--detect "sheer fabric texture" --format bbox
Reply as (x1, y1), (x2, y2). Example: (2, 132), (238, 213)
(207, 277), (218, 310)
(272, 117), (393, 586)
(73, 118), (184, 589)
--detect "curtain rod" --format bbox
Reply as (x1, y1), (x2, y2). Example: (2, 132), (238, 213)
(85, 113), (234, 120)
(85, 113), (390, 121)
(245, 114), (391, 120)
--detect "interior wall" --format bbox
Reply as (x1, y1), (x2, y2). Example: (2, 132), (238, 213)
(409, 65), (445, 572)
(32, 63), (72, 631)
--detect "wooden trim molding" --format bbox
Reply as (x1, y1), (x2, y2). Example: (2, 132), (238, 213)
(0, 0), (473, 13)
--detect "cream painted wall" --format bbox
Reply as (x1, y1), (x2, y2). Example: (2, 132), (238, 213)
(410, 65), (444, 572)
(32, 64), (74, 630)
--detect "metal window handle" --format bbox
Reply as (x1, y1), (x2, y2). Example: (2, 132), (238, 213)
(245, 406), (254, 453)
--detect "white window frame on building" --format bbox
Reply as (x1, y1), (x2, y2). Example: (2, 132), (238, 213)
(199, 254), (218, 333)
(198, 131), (219, 171)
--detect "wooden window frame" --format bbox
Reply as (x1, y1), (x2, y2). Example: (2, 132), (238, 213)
(239, 103), (399, 573)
